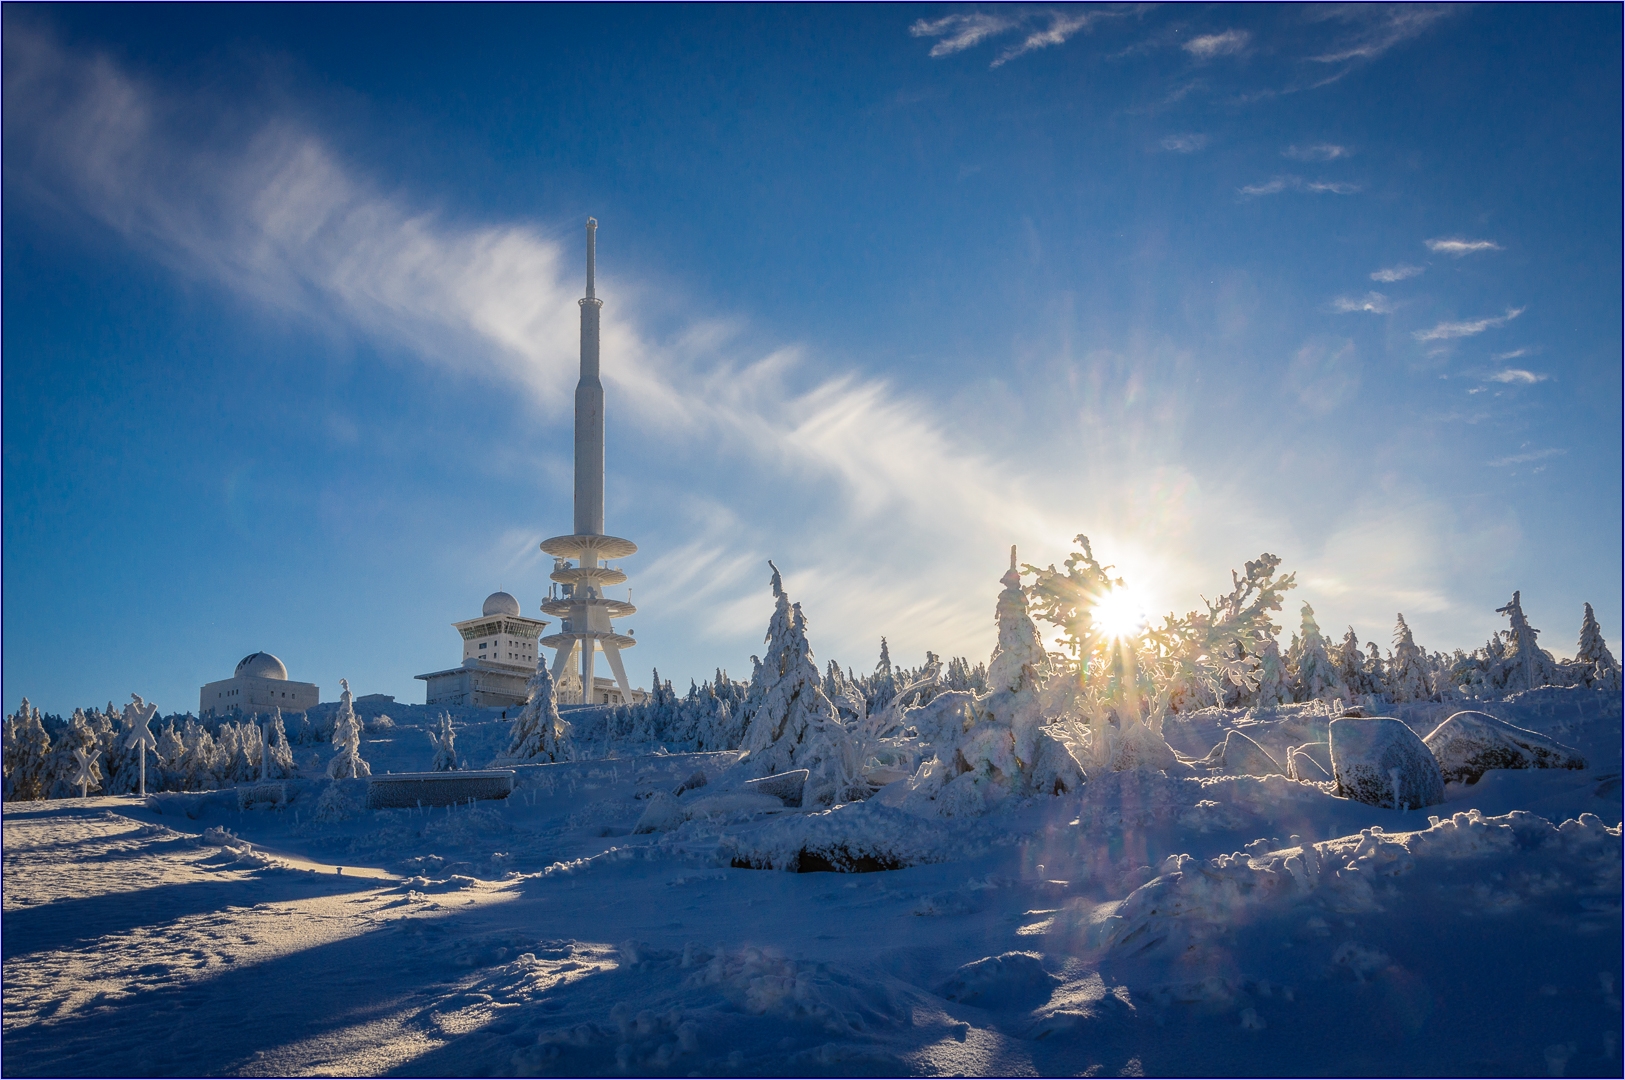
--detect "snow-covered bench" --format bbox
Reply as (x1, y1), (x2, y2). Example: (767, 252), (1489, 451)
(366, 769), (515, 809)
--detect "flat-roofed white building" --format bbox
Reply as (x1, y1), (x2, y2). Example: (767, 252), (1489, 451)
(415, 591), (552, 708)
(201, 652), (320, 717)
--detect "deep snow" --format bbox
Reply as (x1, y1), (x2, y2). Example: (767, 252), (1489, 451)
(3, 688), (1620, 1077)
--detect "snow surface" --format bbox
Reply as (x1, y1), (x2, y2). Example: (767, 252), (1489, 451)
(3, 690), (1621, 1077)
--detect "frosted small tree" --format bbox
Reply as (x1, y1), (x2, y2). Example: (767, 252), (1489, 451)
(1250, 638), (1290, 707)
(1027, 537), (1292, 771)
(1293, 604), (1347, 703)
(265, 709), (296, 779)
(1336, 627), (1368, 696)
(155, 722), (186, 790)
(1363, 641), (1387, 691)
(1386, 614), (1432, 702)
(1572, 602), (1620, 689)
(430, 713), (459, 771)
(507, 661), (573, 762)
(3, 700), (52, 801)
(1494, 591), (1558, 692)
(871, 638), (898, 713)
(742, 562), (840, 779)
(327, 680), (371, 780)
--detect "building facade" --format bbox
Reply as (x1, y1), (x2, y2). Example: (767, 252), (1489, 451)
(416, 591), (551, 708)
(200, 652), (320, 717)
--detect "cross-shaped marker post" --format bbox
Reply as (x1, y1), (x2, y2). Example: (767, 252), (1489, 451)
(70, 746), (100, 800)
(122, 694), (159, 797)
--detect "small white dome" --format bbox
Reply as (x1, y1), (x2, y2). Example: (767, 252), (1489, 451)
(483, 591), (522, 617)
(235, 652), (288, 680)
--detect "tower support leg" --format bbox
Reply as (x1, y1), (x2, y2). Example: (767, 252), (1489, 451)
(602, 643), (635, 705)
(581, 638), (597, 705)
(551, 641), (578, 702)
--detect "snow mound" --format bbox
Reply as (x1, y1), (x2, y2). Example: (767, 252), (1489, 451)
(934, 951), (1057, 1008)
(1328, 716), (1445, 809)
(1422, 710), (1587, 785)
(721, 800), (970, 872)
(1218, 729), (1284, 777)
(634, 791), (784, 834)
(1067, 810), (1621, 963)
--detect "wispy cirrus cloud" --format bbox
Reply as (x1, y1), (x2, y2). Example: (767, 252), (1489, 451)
(1159, 133), (1208, 153)
(1491, 348), (1529, 361)
(1489, 446), (1565, 468)
(1332, 292), (1394, 314)
(1371, 263), (1424, 282)
(1413, 307), (1526, 342)
(1284, 143), (1350, 161)
(1240, 175), (1363, 196)
(1183, 29), (1251, 59)
(910, 8), (1136, 68)
(1489, 368), (1546, 384)
(908, 13), (1015, 57)
(1306, 4), (1456, 65)
(1426, 237), (1501, 256)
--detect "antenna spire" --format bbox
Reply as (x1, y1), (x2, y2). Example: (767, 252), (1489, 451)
(585, 217), (597, 299)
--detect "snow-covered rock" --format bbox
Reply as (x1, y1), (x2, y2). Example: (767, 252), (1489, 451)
(1422, 710), (1586, 785)
(1217, 729), (1284, 777)
(1286, 741), (1331, 782)
(744, 768), (808, 807)
(1327, 717), (1445, 809)
(934, 952), (1058, 1007)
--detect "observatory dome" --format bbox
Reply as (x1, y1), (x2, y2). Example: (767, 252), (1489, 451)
(483, 591), (522, 617)
(235, 652), (288, 681)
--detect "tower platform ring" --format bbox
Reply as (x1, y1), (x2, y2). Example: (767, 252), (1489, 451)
(540, 631), (637, 650)
(550, 566), (627, 586)
(541, 534), (638, 559)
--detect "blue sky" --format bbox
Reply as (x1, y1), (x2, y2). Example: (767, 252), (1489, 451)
(4, 4), (1620, 717)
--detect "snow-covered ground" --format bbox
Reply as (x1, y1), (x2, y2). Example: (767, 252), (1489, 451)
(4, 689), (1620, 1077)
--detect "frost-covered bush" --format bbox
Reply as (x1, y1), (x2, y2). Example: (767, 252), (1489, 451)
(1026, 537), (1292, 772)
(430, 712), (460, 771)
(3, 699), (52, 801)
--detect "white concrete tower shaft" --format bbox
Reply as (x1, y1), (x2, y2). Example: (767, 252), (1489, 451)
(540, 216), (638, 707)
(574, 217), (605, 537)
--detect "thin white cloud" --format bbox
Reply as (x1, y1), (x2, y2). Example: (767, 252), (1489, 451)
(1183, 29), (1251, 58)
(1306, 4), (1455, 64)
(1425, 237), (1501, 256)
(1491, 348), (1529, 361)
(911, 8), (1133, 68)
(1160, 133), (1208, 153)
(1332, 292), (1393, 314)
(908, 13), (1015, 57)
(1488, 368), (1545, 384)
(1370, 264), (1423, 282)
(1239, 175), (1363, 197)
(1413, 307), (1526, 342)
(992, 9), (1131, 68)
(1489, 446), (1565, 468)
(1284, 143), (1349, 161)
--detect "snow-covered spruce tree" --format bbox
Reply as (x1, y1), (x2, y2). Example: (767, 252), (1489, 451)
(327, 680), (371, 780)
(155, 721), (186, 790)
(1571, 602), (1620, 689)
(869, 638), (898, 714)
(1363, 641), (1387, 693)
(3, 700), (52, 801)
(1386, 614), (1432, 702)
(430, 713), (459, 771)
(257, 709), (293, 779)
(1250, 638), (1291, 708)
(741, 562), (841, 783)
(507, 660), (573, 763)
(1493, 592), (1559, 692)
(1292, 604), (1348, 703)
(1026, 537), (1290, 772)
(1336, 627), (1369, 696)
(901, 546), (1085, 816)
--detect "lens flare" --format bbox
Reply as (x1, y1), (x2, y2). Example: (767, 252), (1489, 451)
(1091, 587), (1148, 640)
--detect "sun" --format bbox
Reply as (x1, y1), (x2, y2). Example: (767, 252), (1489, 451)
(1091, 586), (1148, 640)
